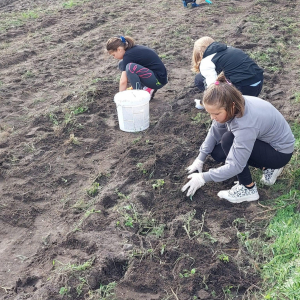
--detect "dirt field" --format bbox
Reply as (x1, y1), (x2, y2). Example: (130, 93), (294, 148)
(0, 0), (299, 299)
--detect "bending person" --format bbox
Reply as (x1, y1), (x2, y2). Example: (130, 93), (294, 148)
(192, 36), (264, 97)
(182, 72), (294, 203)
(106, 35), (168, 99)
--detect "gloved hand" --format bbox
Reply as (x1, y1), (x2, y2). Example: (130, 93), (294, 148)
(186, 158), (204, 174)
(181, 173), (205, 197)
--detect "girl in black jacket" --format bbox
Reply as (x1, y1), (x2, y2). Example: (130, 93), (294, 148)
(192, 36), (264, 97)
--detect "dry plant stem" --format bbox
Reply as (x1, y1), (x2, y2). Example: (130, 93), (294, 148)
(170, 288), (179, 300)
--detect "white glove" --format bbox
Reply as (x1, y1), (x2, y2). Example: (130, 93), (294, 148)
(186, 158), (204, 174)
(181, 173), (205, 197)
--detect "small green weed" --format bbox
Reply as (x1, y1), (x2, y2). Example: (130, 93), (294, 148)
(223, 285), (233, 295)
(118, 204), (139, 228)
(182, 209), (206, 240)
(179, 268), (196, 278)
(92, 282), (117, 299)
(86, 182), (100, 197)
(115, 189), (130, 200)
(21, 10), (39, 19)
(218, 254), (229, 263)
(203, 232), (217, 244)
(54, 258), (94, 272)
(49, 112), (59, 125)
(72, 105), (88, 115)
(152, 179), (165, 190)
(294, 91), (300, 102)
(59, 286), (70, 296)
(63, 0), (76, 8)
(22, 70), (35, 78)
(73, 209), (101, 232)
(136, 162), (147, 174)
(158, 53), (174, 60)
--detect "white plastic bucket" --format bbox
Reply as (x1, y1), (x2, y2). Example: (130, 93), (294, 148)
(114, 90), (151, 132)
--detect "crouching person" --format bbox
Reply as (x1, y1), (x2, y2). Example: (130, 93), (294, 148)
(182, 72), (294, 203)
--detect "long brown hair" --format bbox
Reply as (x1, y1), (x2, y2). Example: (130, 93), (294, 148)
(192, 36), (214, 73)
(203, 72), (245, 119)
(106, 36), (135, 52)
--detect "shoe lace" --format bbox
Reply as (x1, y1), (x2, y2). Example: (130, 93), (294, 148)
(228, 182), (243, 195)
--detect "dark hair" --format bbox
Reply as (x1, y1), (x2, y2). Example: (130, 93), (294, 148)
(106, 36), (135, 52)
(202, 72), (245, 119)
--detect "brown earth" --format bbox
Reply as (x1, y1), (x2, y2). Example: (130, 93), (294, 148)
(0, 0), (300, 299)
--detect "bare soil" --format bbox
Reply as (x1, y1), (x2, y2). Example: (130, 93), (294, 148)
(0, 0), (299, 299)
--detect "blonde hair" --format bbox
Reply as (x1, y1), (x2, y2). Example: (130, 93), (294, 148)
(191, 36), (214, 73)
(106, 36), (135, 52)
(203, 72), (245, 119)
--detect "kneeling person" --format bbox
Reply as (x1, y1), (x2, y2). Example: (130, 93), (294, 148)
(182, 72), (294, 203)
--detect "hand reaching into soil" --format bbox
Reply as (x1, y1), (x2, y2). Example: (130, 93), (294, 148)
(186, 158), (204, 174)
(182, 173), (205, 197)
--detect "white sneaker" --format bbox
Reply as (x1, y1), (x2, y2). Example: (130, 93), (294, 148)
(194, 99), (205, 110)
(261, 167), (283, 186)
(217, 182), (259, 203)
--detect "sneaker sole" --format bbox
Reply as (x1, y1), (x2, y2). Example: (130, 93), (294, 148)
(217, 191), (259, 203)
(261, 167), (283, 186)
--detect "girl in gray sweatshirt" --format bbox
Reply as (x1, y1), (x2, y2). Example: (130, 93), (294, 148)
(182, 73), (294, 203)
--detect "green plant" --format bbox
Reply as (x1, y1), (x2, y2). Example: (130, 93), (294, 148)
(73, 209), (101, 232)
(294, 91), (300, 102)
(223, 285), (233, 295)
(133, 137), (141, 144)
(22, 70), (35, 78)
(138, 217), (165, 238)
(118, 204), (139, 228)
(203, 232), (217, 244)
(218, 254), (229, 263)
(72, 105), (88, 115)
(21, 10), (39, 19)
(59, 286), (70, 296)
(49, 112), (59, 125)
(86, 182), (100, 197)
(76, 277), (87, 296)
(54, 258), (94, 272)
(182, 210), (206, 240)
(115, 189), (130, 199)
(179, 268), (196, 278)
(63, 0), (76, 8)
(152, 179), (165, 190)
(96, 282), (117, 299)
(191, 113), (212, 131)
(136, 162), (147, 174)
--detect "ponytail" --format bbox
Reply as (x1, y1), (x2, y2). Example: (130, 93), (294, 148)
(106, 35), (135, 52)
(203, 72), (245, 119)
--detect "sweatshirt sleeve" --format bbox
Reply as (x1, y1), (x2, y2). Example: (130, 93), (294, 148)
(202, 127), (259, 182)
(198, 121), (228, 161)
(200, 54), (218, 87)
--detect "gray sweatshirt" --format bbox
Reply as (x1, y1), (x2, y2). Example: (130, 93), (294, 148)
(198, 96), (295, 183)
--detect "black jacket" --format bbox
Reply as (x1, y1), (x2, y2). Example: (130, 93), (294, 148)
(201, 42), (263, 86)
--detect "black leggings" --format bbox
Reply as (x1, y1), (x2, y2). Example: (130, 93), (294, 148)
(211, 132), (293, 185)
(118, 61), (164, 90)
(194, 73), (263, 97)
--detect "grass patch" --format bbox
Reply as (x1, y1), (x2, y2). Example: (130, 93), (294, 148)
(240, 122), (300, 299)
